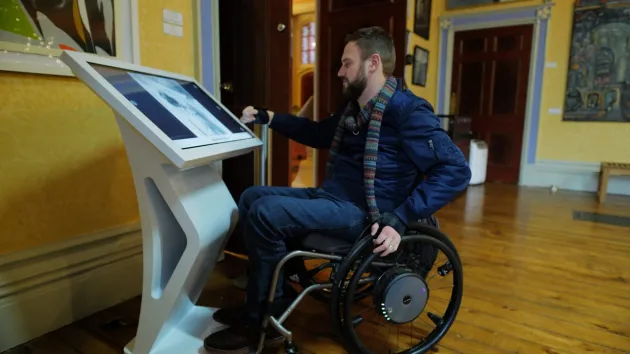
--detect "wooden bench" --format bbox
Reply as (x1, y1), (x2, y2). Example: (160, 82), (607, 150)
(598, 162), (630, 203)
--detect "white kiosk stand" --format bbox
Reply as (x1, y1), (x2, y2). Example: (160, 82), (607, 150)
(60, 51), (262, 354)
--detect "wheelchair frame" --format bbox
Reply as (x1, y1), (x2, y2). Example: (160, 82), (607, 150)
(255, 249), (390, 353)
(253, 219), (459, 354)
(249, 127), (461, 354)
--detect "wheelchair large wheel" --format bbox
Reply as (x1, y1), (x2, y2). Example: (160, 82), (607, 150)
(334, 223), (463, 353)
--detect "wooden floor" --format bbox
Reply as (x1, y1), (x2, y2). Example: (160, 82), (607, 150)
(5, 184), (630, 354)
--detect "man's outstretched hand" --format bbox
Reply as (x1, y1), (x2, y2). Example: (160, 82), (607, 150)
(241, 106), (274, 124)
(240, 106), (258, 124)
(372, 223), (401, 257)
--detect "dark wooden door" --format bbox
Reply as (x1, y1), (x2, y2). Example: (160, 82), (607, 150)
(315, 0), (408, 186)
(219, 0), (292, 253)
(450, 24), (533, 183)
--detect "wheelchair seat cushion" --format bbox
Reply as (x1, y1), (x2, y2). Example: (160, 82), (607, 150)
(301, 233), (354, 254)
(300, 216), (439, 255)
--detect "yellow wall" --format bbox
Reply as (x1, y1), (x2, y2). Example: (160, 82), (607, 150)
(139, 0), (197, 78)
(405, 0), (630, 164)
(0, 1), (197, 256)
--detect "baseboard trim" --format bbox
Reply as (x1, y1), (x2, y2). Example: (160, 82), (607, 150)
(0, 222), (143, 352)
(520, 160), (630, 196)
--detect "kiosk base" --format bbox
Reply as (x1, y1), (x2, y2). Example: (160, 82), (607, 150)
(124, 306), (226, 354)
(115, 114), (239, 354)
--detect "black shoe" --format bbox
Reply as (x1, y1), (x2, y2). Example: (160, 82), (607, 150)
(213, 298), (295, 327)
(203, 324), (284, 353)
(213, 304), (247, 327)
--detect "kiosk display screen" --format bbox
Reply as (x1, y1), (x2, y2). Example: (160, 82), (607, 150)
(89, 63), (252, 149)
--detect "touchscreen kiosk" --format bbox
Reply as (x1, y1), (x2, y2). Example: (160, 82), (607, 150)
(59, 50), (262, 354)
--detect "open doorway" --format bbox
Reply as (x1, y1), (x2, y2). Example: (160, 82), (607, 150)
(289, 0), (317, 188)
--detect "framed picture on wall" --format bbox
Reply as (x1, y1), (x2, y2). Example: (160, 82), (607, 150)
(412, 46), (428, 87)
(446, 0), (527, 10)
(413, 0), (431, 40)
(0, 0), (139, 77)
(563, 0), (630, 122)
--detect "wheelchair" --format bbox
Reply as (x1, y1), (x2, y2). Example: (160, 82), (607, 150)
(254, 215), (464, 354)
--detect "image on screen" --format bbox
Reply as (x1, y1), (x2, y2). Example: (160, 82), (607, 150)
(128, 72), (230, 138)
(88, 63), (251, 148)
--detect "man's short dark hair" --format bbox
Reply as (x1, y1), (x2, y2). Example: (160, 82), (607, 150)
(345, 26), (396, 76)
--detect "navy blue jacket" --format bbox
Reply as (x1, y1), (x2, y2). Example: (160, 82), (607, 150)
(269, 80), (471, 226)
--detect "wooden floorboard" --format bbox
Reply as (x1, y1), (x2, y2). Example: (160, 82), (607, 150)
(3, 335), (80, 354)
(4, 184), (630, 354)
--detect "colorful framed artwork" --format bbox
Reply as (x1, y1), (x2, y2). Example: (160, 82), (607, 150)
(562, 0), (630, 122)
(0, 0), (139, 76)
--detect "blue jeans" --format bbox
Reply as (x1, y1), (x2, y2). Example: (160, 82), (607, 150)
(237, 186), (369, 325)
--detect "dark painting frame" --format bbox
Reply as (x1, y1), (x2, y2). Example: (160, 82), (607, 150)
(413, 0), (432, 40)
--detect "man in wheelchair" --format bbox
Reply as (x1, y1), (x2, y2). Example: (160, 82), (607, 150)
(204, 26), (471, 353)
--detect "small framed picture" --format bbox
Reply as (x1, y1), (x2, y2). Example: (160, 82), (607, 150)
(412, 46), (429, 87)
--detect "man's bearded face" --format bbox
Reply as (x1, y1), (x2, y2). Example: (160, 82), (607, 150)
(338, 42), (368, 100)
(341, 62), (368, 100)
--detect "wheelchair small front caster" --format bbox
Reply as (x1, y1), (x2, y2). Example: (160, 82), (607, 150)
(284, 341), (298, 354)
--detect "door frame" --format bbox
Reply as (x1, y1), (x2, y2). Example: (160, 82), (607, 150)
(436, 3), (553, 185)
(196, 0), (222, 97)
(195, 0), (224, 176)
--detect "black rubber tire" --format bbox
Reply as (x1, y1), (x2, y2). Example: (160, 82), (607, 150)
(329, 232), (376, 347)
